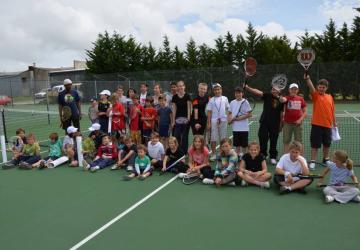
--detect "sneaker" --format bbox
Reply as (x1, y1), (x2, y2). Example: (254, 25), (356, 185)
(139, 175), (146, 181)
(202, 178), (214, 185)
(126, 165), (134, 172)
(309, 162), (316, 171)
(110, 165), (119, 170)
(82, 160), (90, 171)
(352, 195), (360, 203)
(90, 166), (100, 172)
(325, 195), (335, 203)
(209, 154), (216, 162)
(323, 158), (330, 164)
(261, 181), (270, 189)
(178, 173), (187, 179)
(227, 181), (236, 186)
(19, 161), (31, 169)
(280, 186), (291, 195)
(2, 160), (16, 169)
(38, 160), (46, 170)
(270, 158), (277, 165)
(241, 180), (248, 187)
(123, 175), (133, 181)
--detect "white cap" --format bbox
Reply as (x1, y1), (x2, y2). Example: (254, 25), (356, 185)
(212, 83), (222, 89)
(66, 126), (78, 134)
(289, 83), (299, 89)
(63, 79), (72, 85)
(99, 90), (111, 96)
(88, 123), (101, 131)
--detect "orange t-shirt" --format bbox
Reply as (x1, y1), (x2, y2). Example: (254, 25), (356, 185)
(311, 91), (334, 128)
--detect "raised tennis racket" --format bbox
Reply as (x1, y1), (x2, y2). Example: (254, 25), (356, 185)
(271, 74), (287, 91)
(182, 172), (201, 185)
(297, 48), (315, 76)
(61, 106), (72, 122)
(229, 97), (256, 124)
(242, 57), (257, 90)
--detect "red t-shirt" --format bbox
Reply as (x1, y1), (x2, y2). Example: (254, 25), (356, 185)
(97, 144), (118, 159)
(111, 102), (125, 131)
(129, 104), (144, 131)
(142, 107), (157, 129)
(284, 95), (306, 123)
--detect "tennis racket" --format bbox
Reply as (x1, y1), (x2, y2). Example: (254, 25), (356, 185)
(159, 155), (186, 176)
(61, 106), (72, 122)
(271, 74), (287, 91)
(318, 182), (359, 188)
(297, 48), (315, 76)
(182, 172), (201, 185)
(242, 57), (257, 91)
(228, 97), (256, 124)
(295, 173), (323, 179)
(7, 136), (22, 152)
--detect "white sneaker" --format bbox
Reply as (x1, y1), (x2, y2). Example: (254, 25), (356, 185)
(202, 178), (214, 185)
(309, 162), (316, 171)
(325, 195), (335, 203)
(126, 165), (134, 172)
(352, 195), (360, 203)
(209, 154), (216, 162)
(261, 181), (270, 189)
(227, 181), (236, 186)
(241, 180), (248, 187)
(82, 160), (90, 171)
(178, 173), (187, 179)
(110, 165), (118, 170)
(270, 158), (277, 165)
(90, 166), (100, 172)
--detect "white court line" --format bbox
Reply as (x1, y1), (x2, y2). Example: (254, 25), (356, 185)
(69, 129), (239, 250)
(344, 110), (360, 123)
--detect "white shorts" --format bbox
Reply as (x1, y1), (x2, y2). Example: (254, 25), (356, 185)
(211, 121), (227, 142)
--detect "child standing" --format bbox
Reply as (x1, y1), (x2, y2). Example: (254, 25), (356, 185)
(317, 150), (360, 204)
(157, 94), (173, 148)
(88, 97), (99, 124)
(274, 141), (312, 194)
(34, 133), (63, 169)
(129, 95), (143, 145)
(238, 141), (272, 188)
(97, 90), (111, 133)
(161, 137), (188, 174)
(141, 96), (157, 144)
(109, 93), (126, 136)
(83, 135), (117, 172)
(211, 138), (238, 187)
(123, 145), (152, 181)
(206, 83), (230, 161)
(11, 133), (41, 170)
(147, 132), (165, 169)
(228, 87), (252, 158)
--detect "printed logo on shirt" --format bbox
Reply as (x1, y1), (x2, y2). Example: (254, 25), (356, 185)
(287, 100), (302, 110)
(64, 94), (75, 103)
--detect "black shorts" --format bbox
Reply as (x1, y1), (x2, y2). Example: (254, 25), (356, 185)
(310, 125), (331, 148)
(62, 117), (80, 131)
(232, 131), (249, 147)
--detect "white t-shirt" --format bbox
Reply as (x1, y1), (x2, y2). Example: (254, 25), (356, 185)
(62, 135), (73, 150)
(229, 99), (251, 131)
(140, 92), (147, 106)
(147, 141), (165, 161)
(276, 153), (308, 175)
(207, 96), (230, 122)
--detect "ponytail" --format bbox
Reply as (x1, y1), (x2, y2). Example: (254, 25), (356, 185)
(346, 158), (353, 170)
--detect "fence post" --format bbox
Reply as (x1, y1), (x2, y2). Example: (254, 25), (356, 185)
(94, 80), (98, 97)
(46, 80), (50, 125)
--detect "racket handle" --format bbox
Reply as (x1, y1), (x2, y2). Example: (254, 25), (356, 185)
(304, 69), (308, 77)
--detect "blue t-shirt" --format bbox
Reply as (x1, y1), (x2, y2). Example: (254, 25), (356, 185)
(58, 89), (80, 118)
(157, 107), (172, 126)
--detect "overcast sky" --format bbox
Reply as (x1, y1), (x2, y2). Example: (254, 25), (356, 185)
(0, 0), (359, 72)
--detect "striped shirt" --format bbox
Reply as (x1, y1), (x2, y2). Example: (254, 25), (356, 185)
(328, 161), (354, 185)
(215, 149), (238, 176)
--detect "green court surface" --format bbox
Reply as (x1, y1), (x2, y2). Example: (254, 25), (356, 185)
(0, 165), (360, 250)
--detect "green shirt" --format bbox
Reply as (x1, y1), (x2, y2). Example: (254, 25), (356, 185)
(49, 140), (62, 157)
(22, 143), (40, 156)
(135, 155), (151, 174)
(83, 137), (95, 154)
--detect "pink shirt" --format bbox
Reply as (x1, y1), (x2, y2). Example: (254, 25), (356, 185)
(188, 146), (209, 165)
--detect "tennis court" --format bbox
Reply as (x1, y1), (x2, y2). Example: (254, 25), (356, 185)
(1, 102), (360, 250)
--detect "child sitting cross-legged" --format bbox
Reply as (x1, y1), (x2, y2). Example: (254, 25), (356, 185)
(83, 134), (117, 172)
(3, 128), (27, 169)
(33, 132), (63, 169)
(123, 144), (152, 181)
(111, 136), (137, 171)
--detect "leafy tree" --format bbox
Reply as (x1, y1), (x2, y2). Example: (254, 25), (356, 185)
(185, 38), (198, 68)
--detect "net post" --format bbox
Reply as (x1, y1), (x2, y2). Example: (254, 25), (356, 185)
(76, 136), (83, 167)
(46, 84), (50, 125)
(0, 107), (7, 162)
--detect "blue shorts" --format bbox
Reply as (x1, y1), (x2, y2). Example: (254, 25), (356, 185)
(159, 124), (170, 137)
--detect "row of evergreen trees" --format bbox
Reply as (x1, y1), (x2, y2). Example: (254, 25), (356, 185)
(86, 8), (360, 74)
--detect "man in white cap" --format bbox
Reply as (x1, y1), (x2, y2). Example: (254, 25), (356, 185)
(88, 123), (105, 149)
(58, 79), (81, 131)
(281, 83), (307, 153)
(244, 83), (285, 165)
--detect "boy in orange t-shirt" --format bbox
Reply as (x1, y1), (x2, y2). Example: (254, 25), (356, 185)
(305, 74), (336, 170)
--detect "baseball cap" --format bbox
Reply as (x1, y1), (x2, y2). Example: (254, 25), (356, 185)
(212, 83), (222, 89)
(234, 86), (244, 92)
(88, 123), (101, 131)
(66, 126), (78, 134)
(63, 79), (72, 85)
(99, 90), (111, 96)
(289, 83), (299, 89)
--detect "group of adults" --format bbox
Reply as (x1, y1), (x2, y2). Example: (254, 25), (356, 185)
(57, 73), (335, 170)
